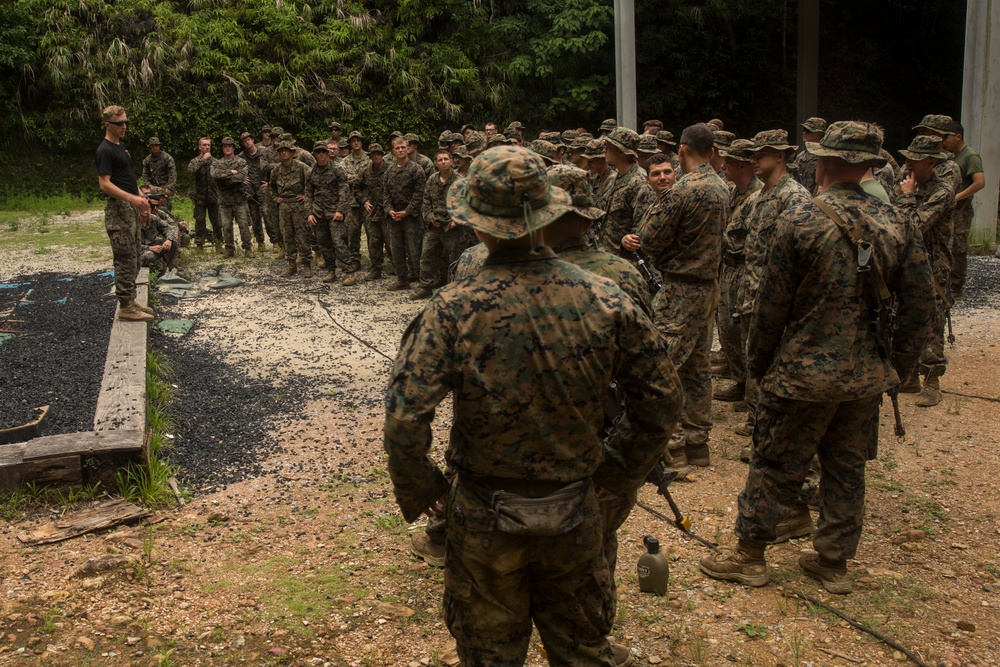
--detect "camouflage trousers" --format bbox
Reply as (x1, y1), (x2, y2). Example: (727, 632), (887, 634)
(920, 274), (950, 376)
(105, 199), (140, 306)
(599, 487), (637, 636)
(278, 201), (311, 263)
(311, 213), (337, 271)
(950, 203), (973, 298)
(717, 263), (746, 380)
(444, 478), (615, 667)
(264, 190), (282, 246)
(140, 243), (178, 273)
(365, 213), (390, 271)
(387, 216), (423, 283)
(736, 391), (880, 562)
(246, 192), (266, 245)
(334, 208), (362, 273)
(652, 277), (718, 452)
(740, 313), (760, 430)
(218, 202), (254, 253)
(192, 198), (220, 246)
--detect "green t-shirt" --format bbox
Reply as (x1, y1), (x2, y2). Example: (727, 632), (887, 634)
(860, 178), (890, 204)
(953, 145), (983, 191)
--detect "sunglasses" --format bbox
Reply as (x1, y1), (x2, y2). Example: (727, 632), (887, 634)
(107, 120), (128, 126)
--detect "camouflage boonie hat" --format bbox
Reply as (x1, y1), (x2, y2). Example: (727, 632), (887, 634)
(712, 130), (736, 150)
(569, 134), (594, 150)
(538, 131), (563, 147)
(605, 126), (640, 158)
(719, 138), (755, 162)
(447, 146), (573, 239)
(465, 131), (487, 154)
(404, 132), (422, 145)
(707, 118), (725, 131)
(599, 118), (617, 133)
(278, 133), (294, 144)
(637, 134), (659, 155)
(486, 133), (510, 147)
(801, 117), (827, 133)
(529, 140), (560, 165)
(460, 123), (476, 134)
(147, 136), (161, 146)
(221, 136), (236, 146)
(451, 145), (472, 159)
(437, 131), (451, 149)
(655, 130), (676, 147)
(547, 164), (605, 221)
(749, 129), (797, 152)
(329, 121), (342, 130)
(276, 141), (295, 152)
(146, 185), (166, 198)
(348, 130), (364, 141)
(899, 135), (949, 161)
(312, 140), (330, 152)
(804, 121), (887, 166)
(367, 143), (386, 155)
(447, 131), (465, 144)
(262, 125), (271, 133)
(337, 138), (349, 149)
(584, 138), (607, 158)
(270, 126), (285, 137)
(912, 114), (955, 135)
(561, 129), (579, 145)
(239, 131), (253, 141)
(389, 130), (404, 141)
(506, 121), (525, 131)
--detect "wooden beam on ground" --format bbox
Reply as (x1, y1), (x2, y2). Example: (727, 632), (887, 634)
(94, 268), (149, 433)
(17, 498), (149, 545)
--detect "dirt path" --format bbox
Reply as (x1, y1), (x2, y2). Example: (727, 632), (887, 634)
(1, 217), (998, 667)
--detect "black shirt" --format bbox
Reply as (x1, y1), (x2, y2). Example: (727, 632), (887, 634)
(95, 139), (140, 196)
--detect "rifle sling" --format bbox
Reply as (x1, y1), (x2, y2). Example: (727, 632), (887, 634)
(812, 197), (891, 305)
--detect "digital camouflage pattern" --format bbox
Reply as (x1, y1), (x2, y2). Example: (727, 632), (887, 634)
(270, 159), (312, 263)
(141, 150), (176, 196)
(598, 163), (653, 254)
(452, 242), (489, 280)
(791, 149), (819, 195)
(553, 237), (651, 316)
(187, 151), (221, 245)
(305, 159), (352, 272)
(384, 245), (681, 664)
(139, 211), (178, 270)
(719, 175), (763, 379)
(358, 158), (391, 272)
(418, 169), (464, 288)
(238, 145), (268, 244)
(210, 153), (254, 254)
(383, 158), (426, 281)
(105, 199), (141, 306)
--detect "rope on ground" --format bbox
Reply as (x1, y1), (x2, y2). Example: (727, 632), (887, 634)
(941, 389), (1000, 403)
(314, 297), (396, 363)
(636, 499), (932, 667)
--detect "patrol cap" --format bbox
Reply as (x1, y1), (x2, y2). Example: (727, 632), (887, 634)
(719, 138), (755, 162)
(528, 139), (560, 165)
(547, 164), (604, 221)
(912, 114), (954, 135)
(637, 134), (659, 155)
(655, 130), (676, 147)
(147, 136), (161, 146)
(801, 117), (828, 133)
(239, 131), (254, 141)
(367, 143), (386, 155)
(312, 140), (330, 152)
(447, 146), (573, 239)
(465, 130), (487, 154)
(329, 121), (342, 130)
(404, 132), (421, 145)
(348, 130), (364, 141)
(898, 135), (949, 161)
(712, 130), (736, 150)
(804, 121), (887, 166)
(584, 138), (607, 158)
(748, 129), (797, 153)
(221, 136), (236, 146)
(604, 126), (640, 158)
(599, 118), (617, 133)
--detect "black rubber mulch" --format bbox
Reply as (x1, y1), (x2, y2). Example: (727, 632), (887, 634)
(0, 271), (116, 433)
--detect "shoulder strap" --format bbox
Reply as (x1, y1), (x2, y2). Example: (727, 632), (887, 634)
(812, 197), (891, 303)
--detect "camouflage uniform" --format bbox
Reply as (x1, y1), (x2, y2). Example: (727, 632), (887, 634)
(258, 142), (284, 248)
(187, 151), (222, 247)
(383, 158), (425, 284)
(139, 211), (179, 271)
(210, 145), (254, 255)
(238, 137), (269, 246)
(304, 146), (351, 273)
(790, 150), (819, 195)
(599, 163), (654, 255)
(638, 161), (731, 463)
(417, 169), (463, 289)
(358, 147), (391, 275)
(269, 146), (313, 265)
(141, 140), (176, 212)
(96, 137), (142, 308)
(452, 242), (489, 280)
(340, 135), (372, 271)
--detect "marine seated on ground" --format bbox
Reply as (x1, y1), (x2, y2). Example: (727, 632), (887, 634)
(140, 192), (179, 272)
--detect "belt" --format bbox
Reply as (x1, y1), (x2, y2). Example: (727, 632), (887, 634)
(460, 472), (582, 499)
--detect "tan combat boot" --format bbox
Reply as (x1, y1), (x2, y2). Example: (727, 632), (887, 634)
(118, 301), (153, 322)
(410, 531), (445, 568)
(134, 302), (154, 315)
(299, 263), (313, 278)
(799, 553), (852, 594)
(322, 271), (337, 283)
(915, 369), (942, 407)
(341, 273), (357, 287)
(280, 262), (297, 278)
(771, 506), (814, 543)
(699, 541), (769, 586)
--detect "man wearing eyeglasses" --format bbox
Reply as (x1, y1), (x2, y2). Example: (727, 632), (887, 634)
(95, 105), (152, 322)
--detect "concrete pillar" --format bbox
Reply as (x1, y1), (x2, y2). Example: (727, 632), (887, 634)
(614, 0), (637, 130)
(796, 0), (820, 130)
(962, 0), (1000, 250)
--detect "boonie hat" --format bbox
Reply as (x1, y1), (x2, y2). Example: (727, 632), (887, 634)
(804, 120), (887, 166)
(655, 130), (676, 147)
(547, 164), (605, 221)
(404, 133), (421, 145)
(584, 138), (606, 158)
(147, 136), (161, 146)
(367, 143), (385, 155)
(637, 134), (659, 155)
(239, 132), (253, 141)
(329, 121), (342, 130)
(604, 127), (640, 158)
(447, 146), (573, 239)
(221, 136), (236, 146)
(801, 117), (828, 133)
(529, 140), (560, 165)
(312, 140), (330, 152)
(465, 131), (487, 154)
(749, 129), (798, 153)
(912, 114), (954, 135)
(712, 130), (736, 150)
(348, 130), (364, 141)
(899, 135), (949, 161)
(720, 138), (755, 162)
(276, 141), (294, 152)
(487, 133), (510, 147)
(599, 118), (617, 133)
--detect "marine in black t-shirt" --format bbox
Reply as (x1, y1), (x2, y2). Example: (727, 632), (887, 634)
(95, 139), (140, 196)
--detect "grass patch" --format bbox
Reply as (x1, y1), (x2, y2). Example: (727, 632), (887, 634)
(0, 188), (98, 216)
(0, 481), (105, 522)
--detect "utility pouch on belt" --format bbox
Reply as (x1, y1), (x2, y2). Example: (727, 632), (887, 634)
(492, 480), (589, 537)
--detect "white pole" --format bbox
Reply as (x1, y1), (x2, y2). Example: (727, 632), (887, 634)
(614, 0), (637, 130)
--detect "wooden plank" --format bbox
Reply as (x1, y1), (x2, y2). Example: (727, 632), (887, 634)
(16, 498), (148, 545)
(0, 443), (26, 466)
(94, 268), (149, 432)
(0, 456), (81, 493)
(19, 430), (143, 461)
(0, 405), (50, 445)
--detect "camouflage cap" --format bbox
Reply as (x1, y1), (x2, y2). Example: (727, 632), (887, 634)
(239, 131), (253, 141)
(584, 138), (607, 158)
(569, 134), (594, 150)
(804, 120), (887, 166)
(707, 118), (725, 131)
(270, 126), (285, 137)
(749, 129), (797, 152)
(465, 130), (487, 154)
(278, 133), (294, 144)
(561, 129), (579, 144)
(538, 131), (564, 147)
(276, 141), (295, 152)
(337, 138), (349, 149)
(604, 126), (640, 158)
(599, 118), (617, 132)
(389, 130), (404, 140)
(221, 136), (236, 146)
(146, 185), (166, 198)
(451, 145), (472, 159)
(912, 114), (955, 135)
(147, 136), (161, 146)
(262, 125), (271, 133)
(460, 123), (476, 134)
(899, 135), (949, 161)
(637, 134), (659, 155)
(719, 138), (755, 162)
(437, 131), (451, 149)
(547, 164), (604, 221)
(486, 133), (510, 147)
(367, 143), (386, 155)
(312, 140), (330, 152)
(528, 140), (560, 164)
(506, 121), (525, 131)
(404, 132), (421, 145)
(447, 131), (465, 144)
(712, 130), (736, 150)
(348, 130), (364, 141)
(801, 117), (827, 133)
(329, 121), (342, 130)
(446, 146), (573, 239)
(655, 130), (676, 147)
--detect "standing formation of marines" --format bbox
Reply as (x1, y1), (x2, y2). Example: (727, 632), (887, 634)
(100, 105), (985, 666)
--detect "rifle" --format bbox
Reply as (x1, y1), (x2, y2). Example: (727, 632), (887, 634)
(631, 250), (662, 293)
